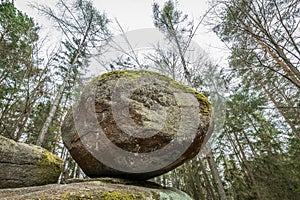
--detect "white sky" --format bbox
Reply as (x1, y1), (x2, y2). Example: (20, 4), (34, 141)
(14, 0), (228, 64)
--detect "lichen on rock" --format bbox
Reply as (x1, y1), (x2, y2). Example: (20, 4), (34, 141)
(62, 70), (213, 180)
(0, 136), (63, 189)
(0, 178), (192, 200)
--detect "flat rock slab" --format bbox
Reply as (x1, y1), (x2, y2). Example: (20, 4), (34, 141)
(0, 178), (192, 200)
(62, 70), (213, 180)
(0, 136), (62, 189)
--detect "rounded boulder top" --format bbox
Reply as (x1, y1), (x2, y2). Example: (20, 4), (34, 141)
(62, 70), (213, 180)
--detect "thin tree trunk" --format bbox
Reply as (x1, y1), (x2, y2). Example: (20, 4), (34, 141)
(190, 160), (207, 200)
(198, 156), (217, 200)
(257, 76), (299, 138)
(172, 169), (179, 188)
(231, 2), (300, 83)
(239, 20), (300, 88)
(244, 64), (300, 138)
(36, 81), (66, 146)
(226, 129), (244, 168)
(52, 95), (69, 153)
(165, 16), (191, 84)
(162, 174), (167, 187)
(271, 81), (299, 116)
(36, 17), (93, 146)
(205, 146), (227, 200)
(58, 147), (68, 183)
(242, 130), (258, 158)
(225, 129), (252, 195)
(232, 131), (262, 199)
(182, 173), (192, 197)
(75, 163), (81, 178)
(186, 165), (202, 200)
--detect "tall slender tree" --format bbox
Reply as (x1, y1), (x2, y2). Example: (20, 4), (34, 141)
(34, 0), (111, 146)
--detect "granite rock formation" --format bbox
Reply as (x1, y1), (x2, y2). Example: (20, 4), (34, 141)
(62, 70), (213, 180)
(0, 136), (63, 189)
(0, 178), (192, 200)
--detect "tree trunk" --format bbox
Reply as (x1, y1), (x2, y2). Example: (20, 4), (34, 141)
(186, 164), (202, 200)
(205, 146), (227, 200)
(245, 64), (300, 139)
(198, 156), (217, 200)
(232, 131), (262, 199)
(239, 20), (300, 89)
(36, 81), (66, 146)
(36, 18), (93, 147)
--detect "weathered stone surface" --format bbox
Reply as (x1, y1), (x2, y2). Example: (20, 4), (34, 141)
(62, 70), (213, 180)
(0, 136), (63, 189)
(0, 178), (192, 200)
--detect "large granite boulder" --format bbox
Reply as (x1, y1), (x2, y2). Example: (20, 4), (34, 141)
(62, 70), (213, 180)
(0, 178), (192, 200)
(0, 136), (63, 189)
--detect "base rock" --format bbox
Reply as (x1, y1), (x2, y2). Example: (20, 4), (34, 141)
(0, 178), (192, 200)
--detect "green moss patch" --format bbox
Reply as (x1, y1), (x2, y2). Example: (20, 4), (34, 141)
(89, 70), (211, 116)
(62, 190), (148, 200)
(37, 149), (63, 184)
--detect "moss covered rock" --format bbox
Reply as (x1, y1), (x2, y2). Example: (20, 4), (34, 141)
(0, 136), (62, 189)
(0, 178), (192, 200)
(62, 70), (213, 180)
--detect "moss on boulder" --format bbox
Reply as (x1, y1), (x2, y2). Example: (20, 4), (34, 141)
(62, 70), (213, 180)
(0, 136), (63, 189)
(0, 178), (192, 200)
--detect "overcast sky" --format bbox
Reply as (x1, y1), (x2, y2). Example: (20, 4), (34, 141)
(14, 0), (228, 135)
(15, 0), (208, 30)
(14, 0), (228, 61)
